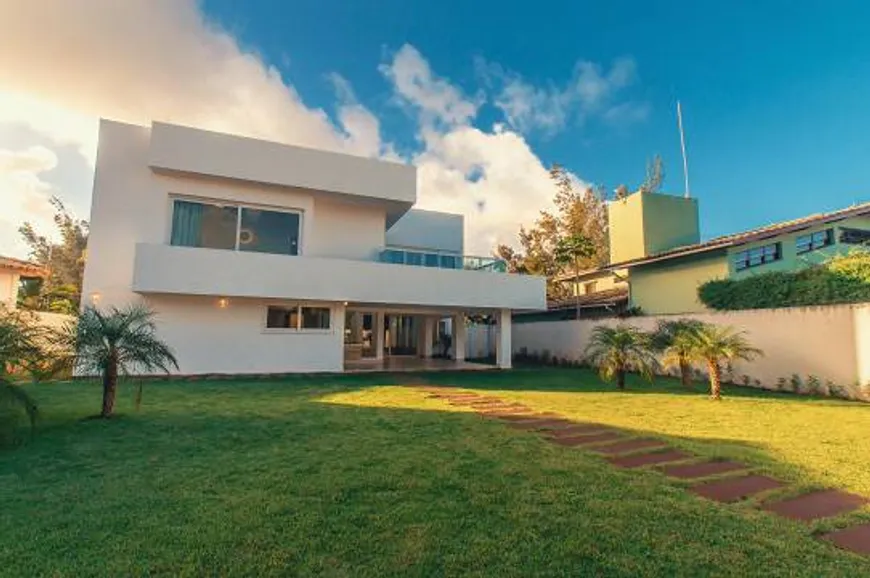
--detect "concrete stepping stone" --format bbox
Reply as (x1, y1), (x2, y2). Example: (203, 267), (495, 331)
(496, 413), (561, 422)
(508, 419), (575, 431)
(763, 490), (868, 522)
(610, 450), (690, 469)
(589, 439), (668, 455)
(550, 432), (625, 446)
(660, 461), (749, 480)
(447, 397), (502, 406)
(691, 475), (784, 502)
(477, 405), (534, 415)
(546, 424), (613, 438)
(824, 523), (870, 557)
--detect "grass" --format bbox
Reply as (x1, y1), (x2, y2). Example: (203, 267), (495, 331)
(0, 370), (868, 576)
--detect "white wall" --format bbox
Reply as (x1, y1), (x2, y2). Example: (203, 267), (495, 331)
(386, 209), (464, 253)
(512, 304), (870, 395)
(309, 197), (386, 260)
(141, 295), (345, 374)
(148, 121), (416, 206)
(83, 119), (399, 307)
(133, 243), (547, 310)
(0, 271), (18, 309)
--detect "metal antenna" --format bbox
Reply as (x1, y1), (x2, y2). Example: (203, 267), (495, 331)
(677, 100), (691, 198)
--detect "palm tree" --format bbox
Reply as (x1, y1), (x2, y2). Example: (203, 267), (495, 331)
(653, 318), (706, 386)
(584, 325), (657, 390)
(687, 325), (762, 400)
(0, 307), (41, 438)
(56, 304), (178, 418)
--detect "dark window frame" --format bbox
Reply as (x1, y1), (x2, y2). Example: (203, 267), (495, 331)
(796, 228), (834, 254)
(733, 242), (782, 271)
(265, 305), (331, 331)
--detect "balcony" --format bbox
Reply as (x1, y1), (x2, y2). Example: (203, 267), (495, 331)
(131, 244), (545, 310)
(378, 248), (507, 273)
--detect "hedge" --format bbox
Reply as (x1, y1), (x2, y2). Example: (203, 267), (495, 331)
(698, 251), (870, 310)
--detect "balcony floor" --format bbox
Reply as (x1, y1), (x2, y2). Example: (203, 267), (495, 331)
(344, 356), (495, 373)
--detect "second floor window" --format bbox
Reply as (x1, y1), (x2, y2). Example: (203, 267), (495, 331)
(796, 229), (833, 254)
(734, 242), (781, 271)
(170, 199), (300, 256)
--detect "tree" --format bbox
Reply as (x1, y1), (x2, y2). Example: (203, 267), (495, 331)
(584, 325), (657, 390)
(0, 307), (41, 443)
(687, 325), (762, 400)
(639, 154), (665, 194)
(19, 197), (89, 313)
(554, 234), (595, 318)
(653, 319), (705, 386)
(495, 164), (608, 299)
(54, 305), (178, 418)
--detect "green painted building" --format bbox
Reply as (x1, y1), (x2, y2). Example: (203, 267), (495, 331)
(563, 190), (870, 315)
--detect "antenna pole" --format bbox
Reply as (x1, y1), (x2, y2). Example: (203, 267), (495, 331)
(677, 100), (691, 198)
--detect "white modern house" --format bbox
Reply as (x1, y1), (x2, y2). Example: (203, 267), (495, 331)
(81, 120), (546, 375)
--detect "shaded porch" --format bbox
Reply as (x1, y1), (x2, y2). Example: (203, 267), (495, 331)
(344, 357), (495, 373)
(342, 305), (512, 371)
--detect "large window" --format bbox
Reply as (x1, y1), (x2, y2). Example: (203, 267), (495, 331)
(734, 242), (781, 271)
(840, 227), (870, 246)
(796, 229), (833, 254)
(265, 305), (331, 331)
(170, 199), (300, 255)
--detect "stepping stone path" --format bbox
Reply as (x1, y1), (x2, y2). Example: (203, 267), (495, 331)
(691, 475), (784, 502)
(763, 490), (868, 522)
(417, 385), (870, 558)
(660, 460), (748, 479)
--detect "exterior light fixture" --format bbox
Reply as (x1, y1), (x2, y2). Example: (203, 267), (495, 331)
(217, 297), (229, 309)
(90, 292), (102, 305)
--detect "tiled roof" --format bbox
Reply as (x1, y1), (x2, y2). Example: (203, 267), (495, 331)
(0, 255), (47, 277)
(608, 200), (870, 269)
(547, 286), (629, 310)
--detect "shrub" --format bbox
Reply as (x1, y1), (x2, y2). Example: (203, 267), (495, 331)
(698, 251), (870, 310)
(790, 373), (803, 394)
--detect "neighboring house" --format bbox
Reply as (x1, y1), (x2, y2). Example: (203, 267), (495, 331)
(81, 120), (546, 374)
(558, 188), (870, 315)
(0, 256), (45, 310)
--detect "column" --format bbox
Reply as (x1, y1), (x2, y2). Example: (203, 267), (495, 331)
(374, 311), (385, 361)
(334, 302), (347, 371)
(349, 312), (363, 343)
(496, 308), (512, 369)
(419, 316), (435, 358)
(453, 313), (466, 362)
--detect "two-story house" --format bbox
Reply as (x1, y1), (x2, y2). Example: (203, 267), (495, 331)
(81, 120), (546, 375)
(553, 188), (870, 316)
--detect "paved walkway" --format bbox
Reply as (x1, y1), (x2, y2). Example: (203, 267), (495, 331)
(418, 386), (870, 558)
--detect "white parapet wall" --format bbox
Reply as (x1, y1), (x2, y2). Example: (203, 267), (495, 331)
(509, 304), (870, 396)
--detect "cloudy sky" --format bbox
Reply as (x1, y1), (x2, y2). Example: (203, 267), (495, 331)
(2, 0), (870, 258)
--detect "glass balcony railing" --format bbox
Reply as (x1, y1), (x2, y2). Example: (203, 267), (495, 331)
(378, 248), (507, 273)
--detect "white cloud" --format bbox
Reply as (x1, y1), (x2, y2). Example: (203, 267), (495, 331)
(379, 44), (482, 127)
(380, 48), (592, 254)
(0, 146), (60, 256)
(0, 0), (386, 162)
(483, 56), (643, 135)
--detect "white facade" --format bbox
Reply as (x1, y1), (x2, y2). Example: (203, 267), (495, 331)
(82, 120), (546, 375)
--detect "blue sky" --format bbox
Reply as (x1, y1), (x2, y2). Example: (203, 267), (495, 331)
(205, 0), (870, 236)
(2, 0), (870, 256)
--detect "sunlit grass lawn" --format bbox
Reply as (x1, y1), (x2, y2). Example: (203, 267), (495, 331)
(1, 370), (868, 576)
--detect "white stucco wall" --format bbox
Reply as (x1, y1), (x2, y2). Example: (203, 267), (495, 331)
(143, 295), (346, 374)
(386, 209), (464, 253)
(510, 304), (870, 394)
(0, 271), (18, 309)
(309, 197), (386, 260)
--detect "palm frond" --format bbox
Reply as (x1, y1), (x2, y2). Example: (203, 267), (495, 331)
(585, 324), (657, 384)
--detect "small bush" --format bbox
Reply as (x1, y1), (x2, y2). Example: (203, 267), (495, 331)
(776, 377), (787, 391)
(806, 375), (822, 396)
(790, 373), (803, 394)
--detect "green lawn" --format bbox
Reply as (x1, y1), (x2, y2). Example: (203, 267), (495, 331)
(1, 369), (869, 577)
